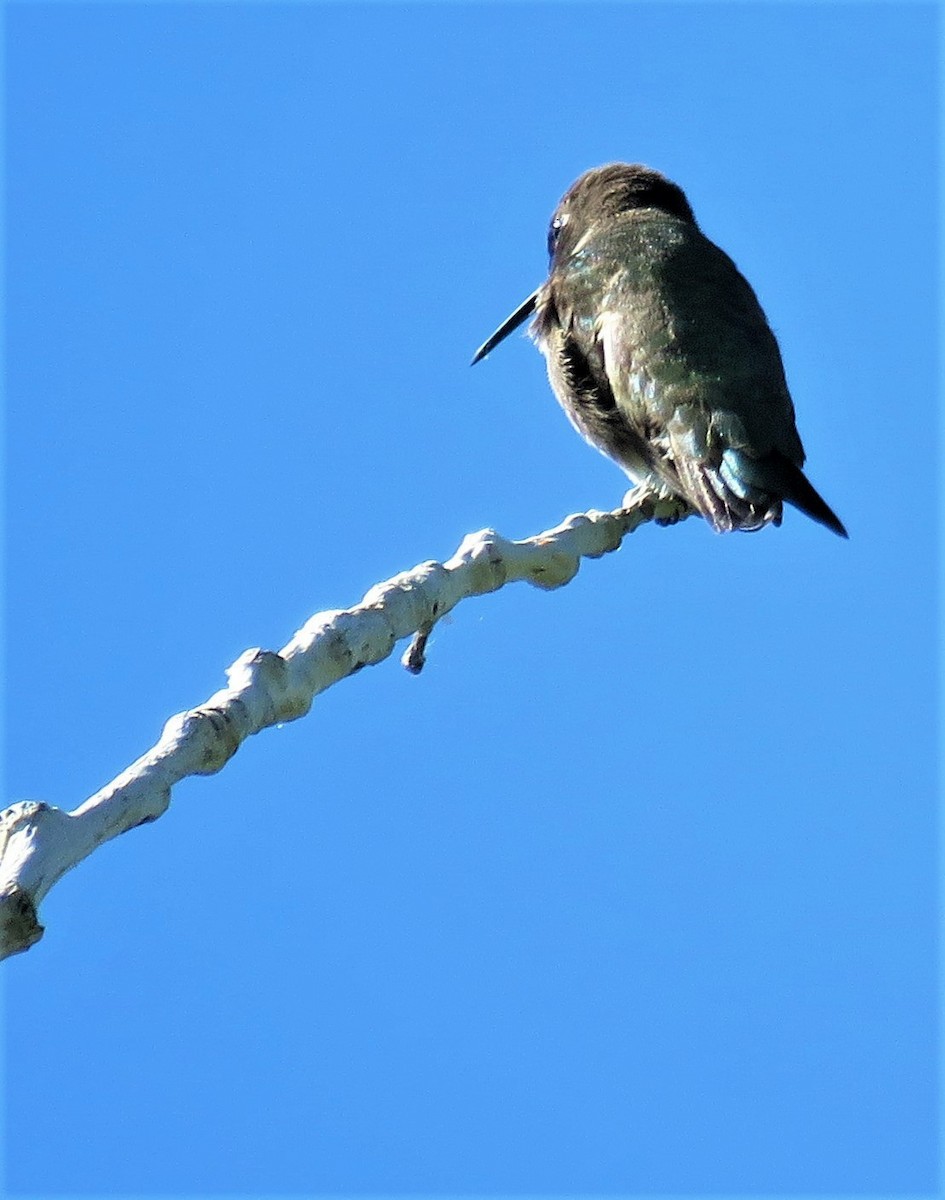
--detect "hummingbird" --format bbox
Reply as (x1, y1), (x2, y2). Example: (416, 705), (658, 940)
(473, 163), (847, 537)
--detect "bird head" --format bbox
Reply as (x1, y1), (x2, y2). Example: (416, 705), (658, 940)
(472, 163), (696, 364)
(546, 163), (696, 264)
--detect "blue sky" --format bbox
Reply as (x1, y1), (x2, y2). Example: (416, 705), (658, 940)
(4, 2), (939, 1195)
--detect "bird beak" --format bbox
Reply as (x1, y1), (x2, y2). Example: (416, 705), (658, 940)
(471, 289), (540, 365)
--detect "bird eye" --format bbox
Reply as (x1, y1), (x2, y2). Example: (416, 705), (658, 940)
(554, 211), (575, 258)
(547, 214), (566, 258)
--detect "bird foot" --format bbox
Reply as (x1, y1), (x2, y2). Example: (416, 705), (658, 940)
(621, 487), (691, 527)
(653, 497), (692, 526)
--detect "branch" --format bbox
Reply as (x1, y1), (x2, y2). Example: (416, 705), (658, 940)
(0, 491), (688, 960)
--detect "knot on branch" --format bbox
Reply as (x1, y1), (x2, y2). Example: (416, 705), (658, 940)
(224, 648), (310, 725)
(0, 799), (50, 839)
(361, 561), (451, 641)
(450, 529), (509, 594)
(161, 707), (243, 775)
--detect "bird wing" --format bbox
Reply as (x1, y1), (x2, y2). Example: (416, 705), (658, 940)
(593, 214), (806, 468)
(544, 212), (811, 530)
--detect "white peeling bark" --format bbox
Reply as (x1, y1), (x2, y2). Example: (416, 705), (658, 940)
(0, 492), (688, 960)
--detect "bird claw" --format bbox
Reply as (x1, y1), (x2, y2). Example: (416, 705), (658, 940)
(621, 487), (691, 527)
(654, 498), (692, 526)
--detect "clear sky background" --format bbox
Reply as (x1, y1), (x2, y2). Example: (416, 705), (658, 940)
(4, 2), (939, 1195)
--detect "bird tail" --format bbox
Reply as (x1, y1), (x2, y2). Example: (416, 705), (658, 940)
(759, 452), (848, 538)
